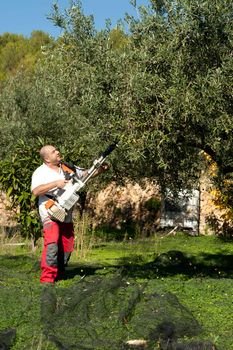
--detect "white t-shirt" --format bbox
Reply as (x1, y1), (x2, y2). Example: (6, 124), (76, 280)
(31, 163), (84, 223)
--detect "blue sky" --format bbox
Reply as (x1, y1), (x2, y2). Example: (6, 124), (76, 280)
(0, 0), (150, 38)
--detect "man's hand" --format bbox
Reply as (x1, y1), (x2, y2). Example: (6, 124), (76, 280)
(98, 162), (110, 174)
(56, 179), (69, 188)
(100, 162), (110, 171)
(92, 162), (110, 177)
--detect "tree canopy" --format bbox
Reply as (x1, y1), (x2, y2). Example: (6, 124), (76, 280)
(0, 0), (232, 236)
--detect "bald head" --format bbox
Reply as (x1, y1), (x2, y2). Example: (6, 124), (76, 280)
(39, 145), (62, 166)
(39, 145), (54, 160)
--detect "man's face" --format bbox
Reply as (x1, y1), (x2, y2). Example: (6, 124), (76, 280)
(45, 146), (62, 165)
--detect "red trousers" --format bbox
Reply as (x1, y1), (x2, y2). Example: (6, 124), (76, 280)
(40, 221), (74, 283)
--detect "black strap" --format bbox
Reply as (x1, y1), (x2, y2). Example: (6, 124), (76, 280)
(45, 194), (55, 200)
(62, 161), (76, 172)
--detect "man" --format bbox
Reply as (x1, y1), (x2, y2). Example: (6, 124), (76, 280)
(31, 145), (108, 283)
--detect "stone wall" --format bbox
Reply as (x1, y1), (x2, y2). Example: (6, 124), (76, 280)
(0, 178), (229, 236)
(0, 191), (18, 238)
(87, 180), (161, 234)
(0, 192), (18, 227)
(88, 178), (228, 235)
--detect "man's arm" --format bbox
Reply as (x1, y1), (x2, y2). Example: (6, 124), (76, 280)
(32, 179), (68, 197)
(77, 163), (109, 181)
(32, 163), (109, 196)
(91, 163), (110, 177)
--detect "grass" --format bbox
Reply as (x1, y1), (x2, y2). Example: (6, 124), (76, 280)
(0, 233), (232, 349)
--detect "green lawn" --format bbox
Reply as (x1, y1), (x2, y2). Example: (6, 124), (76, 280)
(0, 233), (232, 350)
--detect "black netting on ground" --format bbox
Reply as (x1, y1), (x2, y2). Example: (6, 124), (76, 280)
(0, 329), (16, 350)
(0, 254), (220, 350)
(40, 274), (217, 350)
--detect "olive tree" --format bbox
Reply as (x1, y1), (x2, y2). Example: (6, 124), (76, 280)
(0, 0), (232, 237)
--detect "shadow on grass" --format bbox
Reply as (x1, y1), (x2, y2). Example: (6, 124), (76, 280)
(119, 250), (233, 279)
(1, 249), (232, 281)
(65, 263), (101, 279)
(65, 250), (233, 280)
